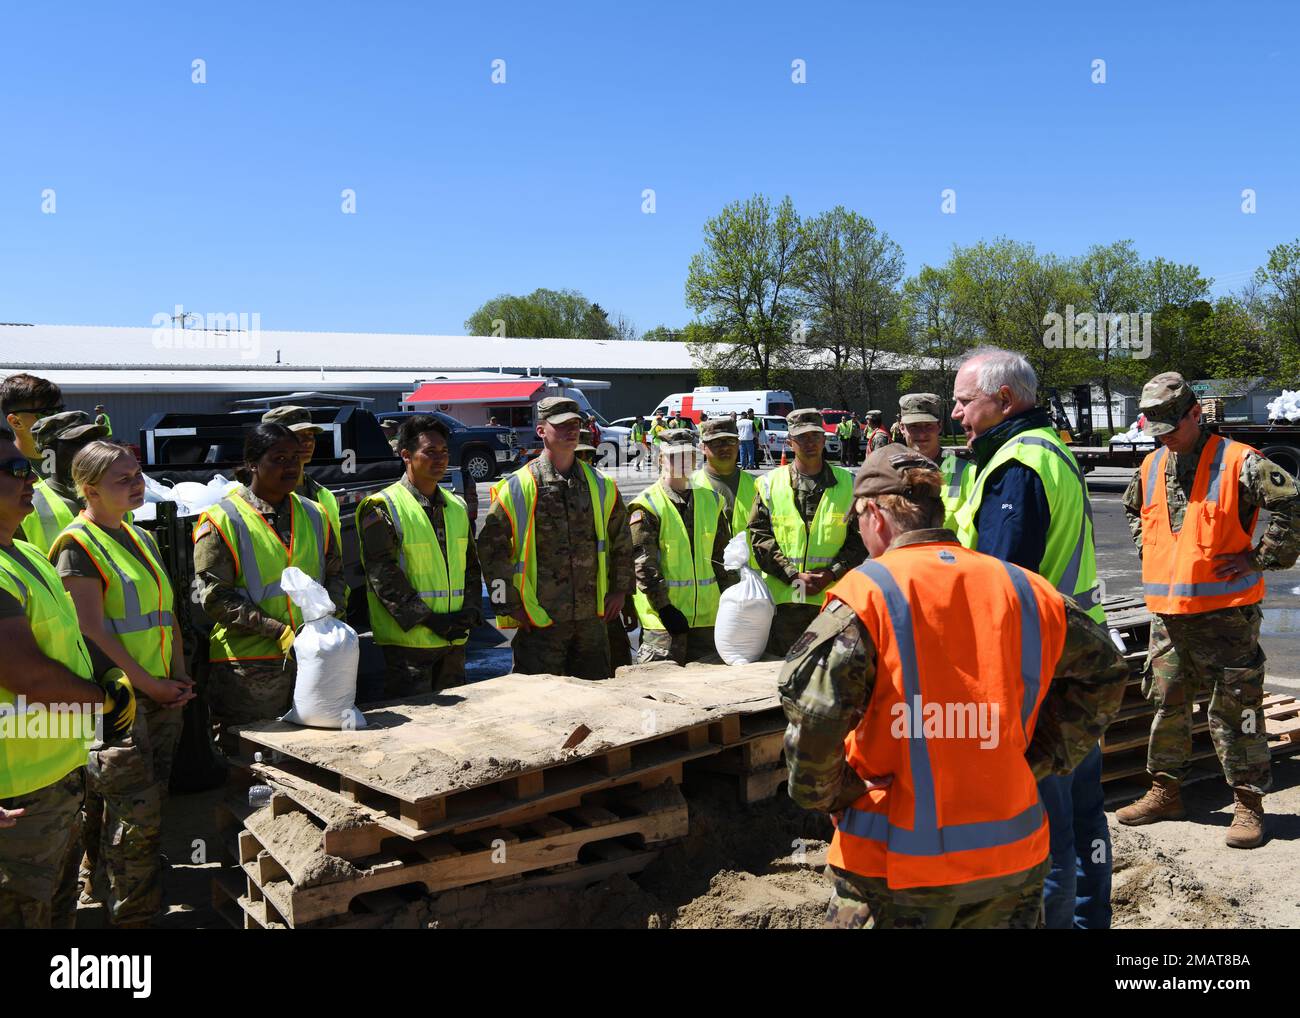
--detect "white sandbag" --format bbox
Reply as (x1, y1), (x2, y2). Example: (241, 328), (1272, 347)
(279, 566), (365, 730)
(714, 532), (775, 665)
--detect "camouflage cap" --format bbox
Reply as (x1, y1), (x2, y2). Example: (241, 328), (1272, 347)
(31, 410), (108, 450)
(261, 405), (321, 433)
(899, 392), (941, 425)
(380, 419), (400, 429)
(536, 397), (583, 424)
(1138, 371), (1197, 436)
(699, 417), (738, 442)
(865, 409), (883, 423)
(658, 429), (698, 454)
(786, 408), (825, 437)
(853, 443), (941, 500)
(576, 428), (597, 453)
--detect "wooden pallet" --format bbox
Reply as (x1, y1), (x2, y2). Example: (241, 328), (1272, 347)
(687, 729), (789, 803)
(215, 781), (688, 928)
(1265, 694), (1300, 744)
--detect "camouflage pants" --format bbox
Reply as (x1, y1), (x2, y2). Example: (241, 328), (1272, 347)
(512, 618), (611, 680)
(637, 626), (718, 666)
(208, 659), (296, 755)
(379, 644), (466, 700)
(1144, 605), (1271, 795)
(825, 860), (1048, 929)
(608, 617), (633, 671)
(82, 698), (184, 924)
(0, 767), (84, 930)
(766, 603), (822, 659)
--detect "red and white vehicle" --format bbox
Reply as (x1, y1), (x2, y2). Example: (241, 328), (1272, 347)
(651, 386), (795, 422)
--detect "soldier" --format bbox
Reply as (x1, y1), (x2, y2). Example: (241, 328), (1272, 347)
(261, 406), (341, 551)
(478, 398), (634, 680)
(693, 417), (759, 567)
(748, 409), (864, 657)
(0, 424), (136, 929)
(630, 431), (733, 665)
(780, 445), (1128, 929)
(193, 423), (346, 752)
(836, 414), (857, 468)
(381, 418), (401, 452)
(2, 374), (68, 552)
(898, 392), (973, 531)
(950, 347), (1109, 929)
(1118, 373), (1300, 848)
(357, 415), (482, 699)
(22, 410), (109, 554)
(863, 411), (890, 455)
(630, 415), (648, 472)
(93, 405), (112, 435)
(50, 441), (194, 928)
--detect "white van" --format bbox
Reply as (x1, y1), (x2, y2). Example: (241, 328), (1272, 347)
(651, 386), (796, 421)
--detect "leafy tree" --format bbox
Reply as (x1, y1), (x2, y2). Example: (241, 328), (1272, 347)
(464, 288), (630, 340)
(1078, 240), (1144, 432)
(1254, 239), (1300, 381)
(685, 194), (804, 389)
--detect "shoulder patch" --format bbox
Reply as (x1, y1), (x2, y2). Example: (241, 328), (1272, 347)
(785, 629), (818, 660)
(629, 509), (645, 526)
(193, 521), (213, 541)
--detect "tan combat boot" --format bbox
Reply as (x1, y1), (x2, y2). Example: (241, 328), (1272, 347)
(1224, 789), (1264, 849)
(1115, 775), (1185, 826)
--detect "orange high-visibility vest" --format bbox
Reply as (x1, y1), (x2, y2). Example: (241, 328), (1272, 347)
(1139, 434), (1264, 615)
(825, 542), (1067, 890)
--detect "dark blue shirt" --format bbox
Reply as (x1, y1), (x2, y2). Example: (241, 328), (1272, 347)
(970, 408), (1054, 573)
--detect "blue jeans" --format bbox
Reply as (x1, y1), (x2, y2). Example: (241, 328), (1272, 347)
(1038, 742), (1111, 929)
(739, 439), (755, 468)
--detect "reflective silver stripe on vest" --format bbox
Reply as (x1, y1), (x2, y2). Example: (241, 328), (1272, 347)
(947, 458), (971, 499)
(1143, 573), (1262, 600)
(217, 498), (277, 602)
(505, 471), (527, 547)
(1013, 436), (1093, 603)
(807, 555), (835, 565)
(1144, 447), (1167, 509)
(299, 498), (327, 578)
(67, 521), (174, 636)
(996, 560), (1043, 736)
(666, 578), (717, 587)
(380, 491), (409, 573)
(1204, 437), (1232, 504)
(837, 559), (1044, 855)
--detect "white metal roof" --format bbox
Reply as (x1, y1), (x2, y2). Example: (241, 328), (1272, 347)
(0, 324), (701, 373)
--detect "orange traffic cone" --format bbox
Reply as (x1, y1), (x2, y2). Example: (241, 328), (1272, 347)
(779, 449), (787, 466)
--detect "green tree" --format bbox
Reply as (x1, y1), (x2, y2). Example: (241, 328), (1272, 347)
(901, 264), (974, 407)
(1079, 240), (1144, 432)
(464, 288), (628, 340)
(1254, 239), (1300, 381)
(685, 194), (804, 389)
(1138, 258), (1213, 380)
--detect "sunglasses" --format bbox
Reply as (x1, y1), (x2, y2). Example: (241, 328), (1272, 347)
(10, 405), (65, 419)
(0, 457), (35, 480)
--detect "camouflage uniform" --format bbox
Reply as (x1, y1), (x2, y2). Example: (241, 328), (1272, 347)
(1122, 427), (1300, 795)
(478, 454), (634, 680)
(194, 484), (346, 752)
(747, 461), (867, 657)
(630, 478), (734, 665)
(779, 536), (1129, 929)
(0, 768), (85, 930)
(356, 474), (482, 699)
(608, 616), (633, 671)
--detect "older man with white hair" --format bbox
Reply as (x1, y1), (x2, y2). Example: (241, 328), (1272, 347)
(950, 346), (1110, 931)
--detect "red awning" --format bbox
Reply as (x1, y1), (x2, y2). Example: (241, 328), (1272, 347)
(405, 380), (544, 406)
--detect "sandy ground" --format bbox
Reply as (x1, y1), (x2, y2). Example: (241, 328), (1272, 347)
(72, 749), (1298, 930)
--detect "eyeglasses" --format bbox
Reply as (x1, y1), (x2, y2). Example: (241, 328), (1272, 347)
(10, 404), (64, 419)
(0, 457), (34, 480)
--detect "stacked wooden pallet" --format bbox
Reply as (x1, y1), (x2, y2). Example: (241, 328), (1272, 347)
(211, 661), (787, 928)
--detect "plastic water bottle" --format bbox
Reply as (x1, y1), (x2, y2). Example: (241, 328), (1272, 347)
(248, 784), (273, 808)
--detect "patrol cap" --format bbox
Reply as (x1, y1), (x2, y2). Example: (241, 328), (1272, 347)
(1138, 372), (1197, 436)
(576, 428), (597, 453)
(536, 397), (583, 424)
(658, 429), (698, 455)
(853, 443), (941, 500)
(899, 393), (941, 425)
(261, 405), (322, 433)
(31, 410), (108, 450)
(380, 419), (400, 429)
(786, 408), (825, 437)
(865, 409), (883, 424)
(699, 417), (738, 442)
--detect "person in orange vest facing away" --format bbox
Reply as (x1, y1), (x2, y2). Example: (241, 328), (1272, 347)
(779, 444), (1128, 928)
(1118, 372), (1300, 848)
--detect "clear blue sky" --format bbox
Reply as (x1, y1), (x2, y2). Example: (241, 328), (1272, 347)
(1, 0), (1295, 337)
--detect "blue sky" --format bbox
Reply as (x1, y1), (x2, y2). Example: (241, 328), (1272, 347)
(0, 0), (1295, 337)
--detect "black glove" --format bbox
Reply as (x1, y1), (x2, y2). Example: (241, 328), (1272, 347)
(426, 613), (471, 642)
(658, 604), (690, 636)
(99, 669), (137, 740)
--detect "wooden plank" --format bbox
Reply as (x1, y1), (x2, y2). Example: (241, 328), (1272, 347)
(740, 767), (788, 804)
(503, 770), (544, 800)
(592, 747), (632, 775)
(708, 715), (743, 746)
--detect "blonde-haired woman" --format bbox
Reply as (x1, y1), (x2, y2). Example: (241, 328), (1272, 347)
(49, 440), (194, 929)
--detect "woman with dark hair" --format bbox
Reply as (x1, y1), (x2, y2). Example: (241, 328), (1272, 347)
(192, 424), (346, 751)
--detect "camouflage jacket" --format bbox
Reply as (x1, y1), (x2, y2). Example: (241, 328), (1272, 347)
(629, 480), (735, 613)
(194, 484), (346, 639)
(356, 474), (483, 631)
(747, 461), (867, 582)
(778, 531), (1128, 814)
(1122, 428), (1300, 571)
(478, 456), (635, 623)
